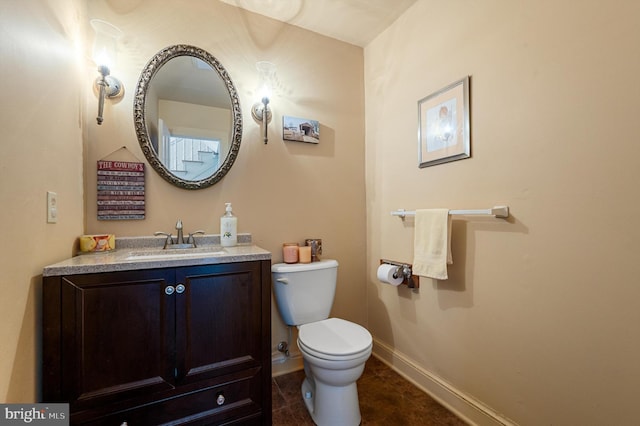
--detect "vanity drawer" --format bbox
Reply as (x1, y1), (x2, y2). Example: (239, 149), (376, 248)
(78, 368), (264, 425)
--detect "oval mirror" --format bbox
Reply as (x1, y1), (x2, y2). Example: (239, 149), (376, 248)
(134, 45), (242, 189)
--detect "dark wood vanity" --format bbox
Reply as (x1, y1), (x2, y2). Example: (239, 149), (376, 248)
(42, 243), (271, 425)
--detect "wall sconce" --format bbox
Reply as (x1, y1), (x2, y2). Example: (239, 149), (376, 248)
(251, 61), (276, 144)
(90, 19), (124, 125)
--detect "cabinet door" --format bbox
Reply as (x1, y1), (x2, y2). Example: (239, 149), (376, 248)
(175, 262), (263, 384)
(60, 269), (176, 410)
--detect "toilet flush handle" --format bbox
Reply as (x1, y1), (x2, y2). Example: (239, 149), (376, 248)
(276, 278), (289, 285)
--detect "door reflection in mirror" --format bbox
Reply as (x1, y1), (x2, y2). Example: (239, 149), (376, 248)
(134, 45), (242, 190)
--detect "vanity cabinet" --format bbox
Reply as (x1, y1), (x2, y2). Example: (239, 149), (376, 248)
(43, 260), (271, 425)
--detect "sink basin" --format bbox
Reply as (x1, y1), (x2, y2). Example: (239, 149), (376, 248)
(125, 247), (227, 261)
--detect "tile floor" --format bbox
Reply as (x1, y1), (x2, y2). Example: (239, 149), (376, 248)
(272, 356), (467, 425)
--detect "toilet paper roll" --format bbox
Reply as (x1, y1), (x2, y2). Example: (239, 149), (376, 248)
(377, 264), (404, 286)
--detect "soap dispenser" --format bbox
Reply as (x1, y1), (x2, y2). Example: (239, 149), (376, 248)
(220, 202), (237, 247)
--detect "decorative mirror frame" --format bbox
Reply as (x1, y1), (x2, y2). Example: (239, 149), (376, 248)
(133, 44), (242, 189)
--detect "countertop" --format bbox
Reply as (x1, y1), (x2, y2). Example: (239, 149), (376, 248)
(43, 234), (271, 277)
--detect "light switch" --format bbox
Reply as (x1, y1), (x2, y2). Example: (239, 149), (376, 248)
(47, 191), (58, 223)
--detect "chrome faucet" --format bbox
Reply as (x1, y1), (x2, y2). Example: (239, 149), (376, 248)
(175, 219), (185, 245)
(154, 220), (205, 249)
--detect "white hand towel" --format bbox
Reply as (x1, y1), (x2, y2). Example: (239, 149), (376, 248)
(412, 209), (453, 280)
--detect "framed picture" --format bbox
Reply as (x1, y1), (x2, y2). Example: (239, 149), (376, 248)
(283, 116), (319, 144)
(418, 76), (470, 168)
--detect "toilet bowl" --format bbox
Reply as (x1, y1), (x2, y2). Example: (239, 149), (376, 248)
(298, 318), (372, 426)
(271, 260), (373, 426)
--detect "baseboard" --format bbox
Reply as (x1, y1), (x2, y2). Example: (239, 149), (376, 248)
(373, 338), (516, 426)
(271, 350), (304, 377)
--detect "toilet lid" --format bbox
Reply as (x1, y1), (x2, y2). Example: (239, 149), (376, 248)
(298, 318), (372, 356)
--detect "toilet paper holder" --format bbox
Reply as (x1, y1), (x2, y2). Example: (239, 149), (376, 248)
(380, 259), (419, 288)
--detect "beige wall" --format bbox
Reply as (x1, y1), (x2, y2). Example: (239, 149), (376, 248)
(5, 1), (638, 423)
(0, 0), (86, 401)
(365, 1), (640, 425)
(83, 0), (366, 371)
(0, 0), (365, 404)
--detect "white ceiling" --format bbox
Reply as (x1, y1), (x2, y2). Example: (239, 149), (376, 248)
(219, 0), (418, 47)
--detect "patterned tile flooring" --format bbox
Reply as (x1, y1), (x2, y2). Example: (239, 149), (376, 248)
(272, 356), (467, 425)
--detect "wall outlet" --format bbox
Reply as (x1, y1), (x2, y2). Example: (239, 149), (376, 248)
(47, 191), (58, 223)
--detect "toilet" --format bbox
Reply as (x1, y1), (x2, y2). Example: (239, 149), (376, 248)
(272, 259), (372, 426)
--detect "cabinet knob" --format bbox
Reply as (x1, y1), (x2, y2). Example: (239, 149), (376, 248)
(165, 286), (175, 295)
(176, 284), (185, 294)
(216, 392), (225, 406)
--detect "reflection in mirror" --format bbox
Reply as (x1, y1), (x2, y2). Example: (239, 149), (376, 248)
(134, 45), (242, 189)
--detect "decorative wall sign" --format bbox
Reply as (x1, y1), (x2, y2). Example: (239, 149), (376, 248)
(418, 76), (470, 167)
(283, 115), (320, 144)
(97, 160), (145, 220)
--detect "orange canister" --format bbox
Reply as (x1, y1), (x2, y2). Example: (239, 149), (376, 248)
(282, 243), (299, 264)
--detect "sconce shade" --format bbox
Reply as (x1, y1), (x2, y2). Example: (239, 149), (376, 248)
(90, 19), (122, 70)
(90, 19), (124, 125)
(256, 61), (276, 100)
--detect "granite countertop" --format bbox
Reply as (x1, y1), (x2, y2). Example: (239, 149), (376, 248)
(43, 234), (271, 277)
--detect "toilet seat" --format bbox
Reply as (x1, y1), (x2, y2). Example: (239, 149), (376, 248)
(298, 318), (372, 361)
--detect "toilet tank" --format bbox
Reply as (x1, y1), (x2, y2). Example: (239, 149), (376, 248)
(272, 259), (338, 326)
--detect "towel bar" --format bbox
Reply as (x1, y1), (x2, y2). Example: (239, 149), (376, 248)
(391, 206), (509, 219)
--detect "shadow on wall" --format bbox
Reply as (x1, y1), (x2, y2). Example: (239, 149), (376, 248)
(369, 211), (528, 352)
(386, 213), (528, 311)
(435, 213), (528, 309)
(284, 125), (335, 158)
(105, 0), (146, 14)
(7, 276), (42, 403)
(434, 219), (470, 309)
(368, 280), (394, 348)
(222, 0), (305, 50)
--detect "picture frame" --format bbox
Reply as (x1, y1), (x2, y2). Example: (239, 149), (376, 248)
(418, 76), (470, 168)
(283, 115), (320, 144)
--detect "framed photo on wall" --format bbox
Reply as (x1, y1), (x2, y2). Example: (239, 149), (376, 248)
(418, 76), (470, 168)
(282, 115), (320, 144)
